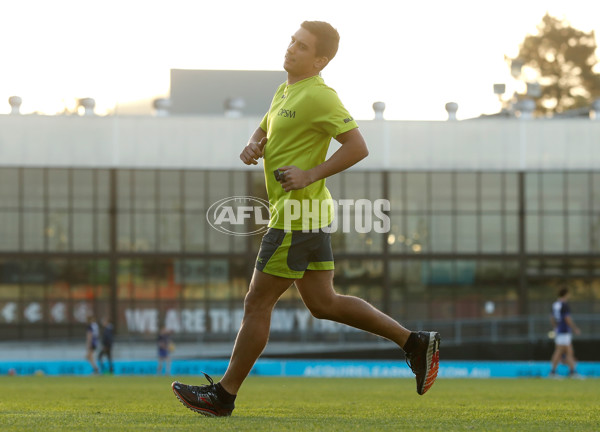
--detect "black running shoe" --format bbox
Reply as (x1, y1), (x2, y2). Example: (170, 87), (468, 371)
(405, 331), (440, 395)
(172, 373), (235, 417)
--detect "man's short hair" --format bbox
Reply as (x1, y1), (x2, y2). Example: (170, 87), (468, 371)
(301, 21), (340, 62)
(558, 287), (569, 298)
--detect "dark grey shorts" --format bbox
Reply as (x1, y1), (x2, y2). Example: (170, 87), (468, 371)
(255, 227), (334, 279)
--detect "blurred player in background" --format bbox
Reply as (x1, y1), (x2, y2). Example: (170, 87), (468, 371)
(97, 316), (114, 374)
(171, 20), (440, 418)
(157, 326), (173, 375)
(549, 287), (582, 378)
(85, 315), (100, 375)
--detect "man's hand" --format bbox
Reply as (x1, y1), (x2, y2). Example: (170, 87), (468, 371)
(277, 166), (312, 192)
(240, 137), (267, 165)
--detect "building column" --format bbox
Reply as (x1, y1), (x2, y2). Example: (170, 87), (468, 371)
(109, 169), (118, 332)
(518, 172), (528, 315)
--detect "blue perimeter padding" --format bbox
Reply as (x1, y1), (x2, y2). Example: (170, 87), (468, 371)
(1, 359), (599, 378)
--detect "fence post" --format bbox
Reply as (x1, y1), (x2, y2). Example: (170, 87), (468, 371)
(528, 316), (535, 342)
(491, 320), (498, 343)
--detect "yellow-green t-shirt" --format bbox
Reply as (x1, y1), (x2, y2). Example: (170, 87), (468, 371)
(260, 75), (358, 231)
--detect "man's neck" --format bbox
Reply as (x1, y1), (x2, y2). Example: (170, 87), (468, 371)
(287, 72), (319, 86)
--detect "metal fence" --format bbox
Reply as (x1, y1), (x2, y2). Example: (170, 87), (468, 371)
(405, 314), (599, 346)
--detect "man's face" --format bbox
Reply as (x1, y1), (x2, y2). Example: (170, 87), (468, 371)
(284, 27), (322, 76)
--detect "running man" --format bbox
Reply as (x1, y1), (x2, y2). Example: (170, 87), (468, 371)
(97, 316), (114, 374)
(549, 287), (582, 378)
(157, 326), (174, 375)
(85, 315), (100, 375)
(172, 20), (440, 417)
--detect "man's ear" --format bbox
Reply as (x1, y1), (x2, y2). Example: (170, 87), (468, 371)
(314, 56), (329, 71)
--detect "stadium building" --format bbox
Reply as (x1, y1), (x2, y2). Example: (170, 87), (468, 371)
(1, 70), (599, 360)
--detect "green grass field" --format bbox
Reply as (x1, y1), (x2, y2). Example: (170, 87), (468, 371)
(0, 376), (598, 431)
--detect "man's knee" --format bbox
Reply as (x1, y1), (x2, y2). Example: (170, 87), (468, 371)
(243, 284), (276, 315)
(243, 291), (260, 314)
(306, 295), (337, 320)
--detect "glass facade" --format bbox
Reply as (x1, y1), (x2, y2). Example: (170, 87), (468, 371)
(1, 168), (599, 341)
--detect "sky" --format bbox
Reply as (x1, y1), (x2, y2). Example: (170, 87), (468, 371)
(1, 0), (599, 120)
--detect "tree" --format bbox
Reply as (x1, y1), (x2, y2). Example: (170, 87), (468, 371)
(507, 13), (600, 116)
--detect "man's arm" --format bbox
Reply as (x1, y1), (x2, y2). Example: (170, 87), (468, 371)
(240, 127), (267, 165)
(565, 315), (581, 335)
(278, 128), (368, 192)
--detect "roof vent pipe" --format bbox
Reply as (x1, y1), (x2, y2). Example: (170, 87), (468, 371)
(372, 101), (386, 120)
(590, 99), (600, 121)
(8, 96), (22, 115)
(445, 102), (458, 121)
(153, 98), (171, 117)
(518, 99), (535, 120)
(77, 98), (96, 116)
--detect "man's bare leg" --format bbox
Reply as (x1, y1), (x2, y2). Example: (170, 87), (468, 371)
(294, 270), (411, 348)
(565, 344), (577, 373)
(551, 345), (567, 372)
(295, 270), (440, 395)
(219, 270), (294, 394)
